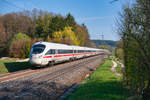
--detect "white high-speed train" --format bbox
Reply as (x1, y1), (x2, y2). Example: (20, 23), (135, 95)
(29, 42), (106, 67)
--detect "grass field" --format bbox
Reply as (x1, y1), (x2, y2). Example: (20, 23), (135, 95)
(67, 59), (131, 100)
(0, 59), (31, 74)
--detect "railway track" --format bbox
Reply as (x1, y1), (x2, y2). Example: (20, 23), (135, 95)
(0, 54), (108, 100)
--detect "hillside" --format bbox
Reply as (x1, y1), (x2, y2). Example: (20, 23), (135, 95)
(92, 40), (117, 47)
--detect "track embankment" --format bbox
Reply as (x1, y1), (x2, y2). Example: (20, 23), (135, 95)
(0, 54), (108, 100)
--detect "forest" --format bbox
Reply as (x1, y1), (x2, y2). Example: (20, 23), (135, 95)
(92, 40), (117, 47)
(0, 9), (95, 58)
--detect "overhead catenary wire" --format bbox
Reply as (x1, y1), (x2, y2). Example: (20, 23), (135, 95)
(2, 0), (25, 10)
(2, 0), (41, 11)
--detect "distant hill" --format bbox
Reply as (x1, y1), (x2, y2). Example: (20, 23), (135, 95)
(91, 40), (117, 47)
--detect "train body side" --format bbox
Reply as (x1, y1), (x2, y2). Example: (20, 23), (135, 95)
(29, 42), (106, 67)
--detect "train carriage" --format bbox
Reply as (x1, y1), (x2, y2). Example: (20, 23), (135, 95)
(29, 42), (106, 67)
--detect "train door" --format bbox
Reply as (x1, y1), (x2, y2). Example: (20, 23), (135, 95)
(44, 49), (56, 65)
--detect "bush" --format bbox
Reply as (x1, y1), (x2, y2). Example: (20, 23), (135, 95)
(115, 48), (124, 61)
(99, 45), (113, 52)
(8, 33), (31, 58)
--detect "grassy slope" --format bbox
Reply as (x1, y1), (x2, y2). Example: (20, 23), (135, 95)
(67, 59), (131, 100)
(0, 59), (31, 74)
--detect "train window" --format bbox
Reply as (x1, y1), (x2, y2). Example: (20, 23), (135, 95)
(66, 50), (73, 53)
(45, 49), (55, 55)
(32, 44), (46, 54)
(78, 50), (84, 53)
(58, 50), (64, 54)
(58, 50), (63, 54)
(58, 49), (73, 54)
(78, 50), (81, 53)
(67, 50), (73, 53)
(74, 50), (77, 53)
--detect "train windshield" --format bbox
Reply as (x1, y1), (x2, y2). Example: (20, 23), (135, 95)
(32, 44), (46, 54)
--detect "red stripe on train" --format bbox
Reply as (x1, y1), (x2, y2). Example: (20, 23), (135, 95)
(43, 56), (52, 58)
(54, 54), (73, 57)
(43, 52), (97, 58)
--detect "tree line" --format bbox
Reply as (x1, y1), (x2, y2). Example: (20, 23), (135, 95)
(92, 40), (117, 47)
(117, 0), (150, 99)
(0, 9), (95, 58)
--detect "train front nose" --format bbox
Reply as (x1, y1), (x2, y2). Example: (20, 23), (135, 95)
(30, 55), (42, 65)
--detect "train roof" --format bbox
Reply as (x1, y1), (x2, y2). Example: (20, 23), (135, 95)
(34, 42), (101, 50)
(34, 42), (72, 49)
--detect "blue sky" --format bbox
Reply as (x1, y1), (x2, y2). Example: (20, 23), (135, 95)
(0, 0), (125, 41)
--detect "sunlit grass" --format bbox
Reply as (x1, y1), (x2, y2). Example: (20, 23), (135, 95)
(67, 59), (131, 100)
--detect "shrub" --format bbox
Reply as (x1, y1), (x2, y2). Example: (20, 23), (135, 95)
(115, 48), (124, 61)
(8, 33), (31, 58)
(99, 45), (113, 52)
